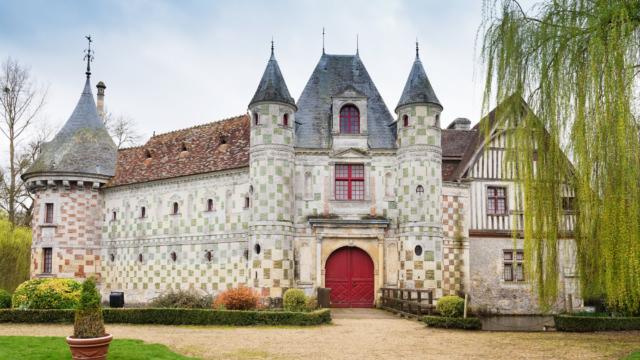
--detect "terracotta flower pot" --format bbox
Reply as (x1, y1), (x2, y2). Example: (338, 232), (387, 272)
(66, 333), (113, 360)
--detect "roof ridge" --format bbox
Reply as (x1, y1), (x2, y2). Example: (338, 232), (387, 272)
(150, 114), (247, 138)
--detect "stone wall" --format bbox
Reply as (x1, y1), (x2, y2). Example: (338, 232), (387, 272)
(101, 170), (250, 303)
(30, 179), (104, 280)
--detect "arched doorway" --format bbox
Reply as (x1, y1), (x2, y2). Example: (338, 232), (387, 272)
(325, 246), (374, 308)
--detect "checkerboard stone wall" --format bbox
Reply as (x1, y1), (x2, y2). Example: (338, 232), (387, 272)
(100, 170), (251, 302)
(249, 103), (296, 297)
(396, 104), (443, 297)
(30, 181), (104, 279)
(441, 191), (468, 296)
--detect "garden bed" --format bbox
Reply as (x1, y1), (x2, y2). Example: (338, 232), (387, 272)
(0, 308), (331, 326)
(421, 315), (482, 330)
(554, 314), (640, 332)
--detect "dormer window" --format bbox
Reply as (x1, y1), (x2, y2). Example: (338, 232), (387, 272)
(339, 105), (360, 134)
(253, 113), (259, 126)
(403, 114), (409, 127)
(283, 113), (289, 127)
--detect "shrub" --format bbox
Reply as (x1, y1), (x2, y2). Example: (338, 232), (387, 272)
(212, 286), (259, 310)
(283, 289), (307, 312)
(0, 289), (11, 309)
(422, 315), (481, 330)
(12, 278), (82, 309)
(0, 308), (332, 326)
(554, 315), (640, 332)
(436, 295), (464, 318)
(149, 289), (212, 309)
(73, 277), (105, 338)
(305, 296), (318, 312)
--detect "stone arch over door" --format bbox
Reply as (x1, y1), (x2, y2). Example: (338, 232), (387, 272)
(324, 246), (375, 308)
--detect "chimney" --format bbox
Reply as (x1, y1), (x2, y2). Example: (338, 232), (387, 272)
(447, 117), (471, 130)
(96, 81), (106, 120)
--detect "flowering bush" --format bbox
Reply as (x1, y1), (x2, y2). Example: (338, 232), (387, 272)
(212, 286), (259, 310)
(12, 278), (82, 309)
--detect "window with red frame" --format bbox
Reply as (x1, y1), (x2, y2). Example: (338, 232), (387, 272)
(45, 203), (54, 223)
(335, 164), (365, 200)
(283, 113), (289, 127)
(339, 105), (360, 134)
(487, 186), (508, 215)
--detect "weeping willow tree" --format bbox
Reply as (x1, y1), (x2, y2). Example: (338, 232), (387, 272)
(0, 217), (31, 292)
(480, 0), (640, 314)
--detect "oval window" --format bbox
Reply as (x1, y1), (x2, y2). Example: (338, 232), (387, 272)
(414, 245), (423, 257)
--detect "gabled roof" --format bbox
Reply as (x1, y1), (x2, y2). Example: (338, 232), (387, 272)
(295, 54), (396, 149)
(23, 78), (117, 179)
(108, 115), (249, 187)
(396, 56), (442, 112)
(249, 50), (295, 108)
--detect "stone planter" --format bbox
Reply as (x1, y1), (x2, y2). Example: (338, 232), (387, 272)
(66, 333), (113, 360)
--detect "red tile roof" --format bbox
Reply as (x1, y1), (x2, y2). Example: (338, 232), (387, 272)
(108, 115), (249, 187)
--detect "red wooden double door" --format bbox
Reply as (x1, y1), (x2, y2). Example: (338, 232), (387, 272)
(325, 247), (374, 308)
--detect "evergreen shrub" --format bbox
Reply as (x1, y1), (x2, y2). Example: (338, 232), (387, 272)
(73, 277), (105, 338)
(436, 295), (464, 318)
(554, 315), (640, 332)
(283, 289), (307, 312)
(422, 315), (482, 330)
(0, 289), (11, 309)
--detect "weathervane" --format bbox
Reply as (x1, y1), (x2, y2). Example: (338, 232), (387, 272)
(84, 35), (94, 78)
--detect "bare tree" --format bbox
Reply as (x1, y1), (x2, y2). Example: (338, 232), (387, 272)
(103, 110), (140, 149)
(0, 58), (47, 226)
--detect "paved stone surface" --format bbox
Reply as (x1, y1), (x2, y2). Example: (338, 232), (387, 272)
(1, 314), (639, 360)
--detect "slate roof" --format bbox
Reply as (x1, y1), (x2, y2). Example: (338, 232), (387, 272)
(23, 78), (117, 179)
(108, 115), (249, 187)
(396, 56), (442, 112)
(295, 54), (397, 149)
(249, 51), (295, 108)
(441, 129), (476, 181)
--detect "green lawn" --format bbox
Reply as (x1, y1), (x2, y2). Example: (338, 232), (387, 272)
(624, 352), (640, 360)
(0, 336), (196, 360)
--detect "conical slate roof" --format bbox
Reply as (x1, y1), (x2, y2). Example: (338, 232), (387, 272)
(23, 78), (117, 179)
(295, 54), (396, 149)
(396, 56), (442, 112)
(249, 51), (295, 108)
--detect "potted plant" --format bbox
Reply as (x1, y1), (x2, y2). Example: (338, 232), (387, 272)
(66, 277), (112, 360)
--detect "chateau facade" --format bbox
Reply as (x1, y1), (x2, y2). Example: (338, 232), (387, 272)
(23, 43), (580, 314)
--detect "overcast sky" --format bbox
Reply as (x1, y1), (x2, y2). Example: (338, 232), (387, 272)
(0, 0), (523, 143)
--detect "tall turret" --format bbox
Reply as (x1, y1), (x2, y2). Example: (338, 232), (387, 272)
(22, 37), (117, 280)
(247, 42), (297, 297)
(395, 43), (444, 296)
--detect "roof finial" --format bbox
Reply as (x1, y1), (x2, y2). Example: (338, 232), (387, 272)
(356, 34), (359, 55)
(415, 38), (420, 60)
(84, 35), (94, 78)
(322, 27), (325, 54)
(270, 36), (274, 59)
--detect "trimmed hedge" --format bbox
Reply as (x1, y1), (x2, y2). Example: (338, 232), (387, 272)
(436, 295), (465, 318)
(0, 308), (331, 326)
(554, 315), (640, 332)
(422, 315), (482, 330)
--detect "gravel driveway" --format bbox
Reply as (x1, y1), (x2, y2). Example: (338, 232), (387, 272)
(1, 309), (638, 360)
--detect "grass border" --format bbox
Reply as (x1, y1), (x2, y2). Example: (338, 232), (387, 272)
(554, 315), (640, 332)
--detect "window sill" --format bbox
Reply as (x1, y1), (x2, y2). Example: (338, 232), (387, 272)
(39, 223), (57, 228)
